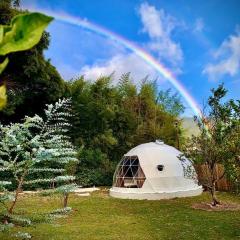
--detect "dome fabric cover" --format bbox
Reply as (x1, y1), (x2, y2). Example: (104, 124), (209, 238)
(110, 141), (202, 200)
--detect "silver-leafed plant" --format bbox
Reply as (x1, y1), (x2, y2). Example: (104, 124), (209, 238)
(0, 98), (78, 227)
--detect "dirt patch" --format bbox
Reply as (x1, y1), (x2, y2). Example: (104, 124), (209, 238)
(192, 202), (240, 211)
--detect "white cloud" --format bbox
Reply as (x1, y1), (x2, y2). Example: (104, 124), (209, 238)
(203, 30), (240, 81)
(80, 53), (164, 84)
(138, 2), (183, 67)
(194, 18), (204, 33)
(79, 3), (184, 83)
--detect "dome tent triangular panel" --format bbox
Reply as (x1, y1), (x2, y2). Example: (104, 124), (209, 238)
(110, 140), (202, 200)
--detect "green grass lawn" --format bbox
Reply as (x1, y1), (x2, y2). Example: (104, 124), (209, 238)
(0, 190), (240, 240)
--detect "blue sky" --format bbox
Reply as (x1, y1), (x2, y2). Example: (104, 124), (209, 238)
(22, 0), (240, 116)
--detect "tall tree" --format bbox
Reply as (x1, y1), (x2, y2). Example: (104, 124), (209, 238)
(181, 84), (240, 205)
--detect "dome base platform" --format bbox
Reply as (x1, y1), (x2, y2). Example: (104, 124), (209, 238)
(109, 187), (203, 200)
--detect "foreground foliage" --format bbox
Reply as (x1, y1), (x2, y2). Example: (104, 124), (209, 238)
(0, 11), (53, 109)
(0, 190), (239, 240)
(0, 1), (66, 122)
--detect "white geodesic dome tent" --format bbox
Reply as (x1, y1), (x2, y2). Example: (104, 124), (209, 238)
(110, 140), (202, 200)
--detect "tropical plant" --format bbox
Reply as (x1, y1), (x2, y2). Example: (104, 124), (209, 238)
(0, 12), (53, 109)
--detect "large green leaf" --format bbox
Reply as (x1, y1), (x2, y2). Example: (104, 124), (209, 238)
(0, 25), (3, 43)
(0, 57), (9, 74)
(0, 12), (53, 55)
(0, 85), (7, 110)
(0, 58), (8, 109)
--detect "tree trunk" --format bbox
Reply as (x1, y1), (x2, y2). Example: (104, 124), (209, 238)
(8, 180), (23, 214)
(63, 193), (69, 208)
(210, 181), (220, 206)
(51, 181), (55, 189)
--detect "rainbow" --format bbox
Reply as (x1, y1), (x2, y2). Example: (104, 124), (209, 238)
(29, 8), (202, 117)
